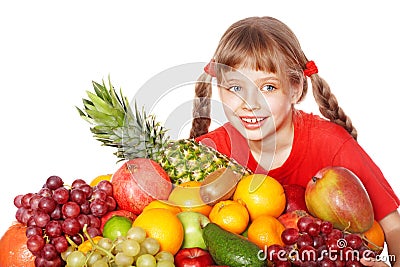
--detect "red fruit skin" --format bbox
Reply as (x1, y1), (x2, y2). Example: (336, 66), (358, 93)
(278, 210), (309, 229)
(283, 184), (308, 213)
(305, 166), (374, 233)
(100, 210), (137, 231)
(112, 158), (172, 214)
(174, 247), (215, 267)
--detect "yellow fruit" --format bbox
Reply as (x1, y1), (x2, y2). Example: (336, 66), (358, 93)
(362, 220), (385, 251)
(247, 214), (285, 249)
(78, 236), (102, 254)
(133, 208), (184, 255)
(168, 181), (212, 216)
(209, 200), (249, 234)
(89, 174), (112, 187)
(233, 174), (286, 220)
(143, 200), (182, 215)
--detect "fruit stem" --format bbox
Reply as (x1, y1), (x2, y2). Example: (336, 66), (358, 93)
(312, 176), (318, 183)
(82, 224), (115, 260)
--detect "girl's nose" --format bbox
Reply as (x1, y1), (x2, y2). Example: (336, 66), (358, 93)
(242, 87), (262, 111)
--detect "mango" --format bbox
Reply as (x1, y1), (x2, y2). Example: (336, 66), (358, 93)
(305, 166), (374, 233)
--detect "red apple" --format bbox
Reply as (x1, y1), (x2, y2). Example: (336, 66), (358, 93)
(283, 184), (308, 213)
(174, 247), (215, 267)
(305, 166), (374, 233)
(100, 209), (137, 231)
(278, 210), (309, 229)
(111, 158), (172, 214)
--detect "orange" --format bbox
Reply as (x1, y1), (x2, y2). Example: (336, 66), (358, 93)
(168, 181), (212, 216)
(133, 208), (184, 255)
(143, 199), (182, 214)
(0, 222), (35, 267)
(247, 214), (285, 249)
(233, 174), (286, 220)
(362, 220), (385, 251)
(209, 200), (249, 234)
(89, 173), (112, 187)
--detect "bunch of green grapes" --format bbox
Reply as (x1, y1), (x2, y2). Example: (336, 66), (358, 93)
(61, 226), (175, 267)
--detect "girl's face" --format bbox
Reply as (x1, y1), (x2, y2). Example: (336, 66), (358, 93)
(218, 67), (301, 142)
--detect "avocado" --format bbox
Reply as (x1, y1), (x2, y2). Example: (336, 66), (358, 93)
(203, 223), (267, 267)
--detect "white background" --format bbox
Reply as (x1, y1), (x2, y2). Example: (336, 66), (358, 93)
(1, 0), (399, 254)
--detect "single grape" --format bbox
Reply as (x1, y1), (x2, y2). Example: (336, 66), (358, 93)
(60, 246), (75, 261)
(71, 178), (87, 188)
(79, 184), (93, 199)
(297, 233), (313, 249)
(70, 234), (84, 246)
(80, 200), (91, 215)
(88, 214), (101, 228)
(14, 194), (24, 208)
(53, 187), (70, 204)
(70, 188), (87, 205)
(38, 196), (57, 214)
(122, 239), (141, 257)
(281, 228), (299, 245)
(155, 251), (174, 263)
(328, 228), (343, 240)
(50, 205), (62, 220)
(87, 251), (103, 266)
(141, 237), (160, 255)
(26, 225), (43, 238)
(96, 180), (113, 196)
(306, 222), (320, 237)
(27, 234), (45, 253)
(136, 254), (157, 267)
(97, 237), (113, 251)
(41, 243), (58, 261)
(29, 194), (42, 210)
(21, 193), (34, 208)
(66, 251), (87, 267)
(62, 201), (81, 218)
(38, 187), (53, 198)
(297, 216), (315, 233)
(127, 226), (147, 243)
(51, 235), (69, 253)
(267, 243), (286, 262)
(105, 195), (117, 212)
(92, 189), (107, 201)
(115, 252), (134, 266)
(90, 199), (108, 217)
(34, 210), (51, 228)
(46, 220), (63, 238)
(87, 226), (101, 238)
(345, 233), (363, 250)
(76, 214), (90, 229)
(46, 175), (64, 190)
(313, 235), (325, 248)
(320, 221), (333, 235)
(62, 217), (81, 236)
(92, 258), (109, 267)
(156, 261), (175, 267)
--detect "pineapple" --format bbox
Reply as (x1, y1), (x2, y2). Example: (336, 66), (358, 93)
(76, 78), (251, 185)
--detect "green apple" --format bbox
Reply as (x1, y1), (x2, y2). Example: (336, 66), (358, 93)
(176, 211), (210, 250)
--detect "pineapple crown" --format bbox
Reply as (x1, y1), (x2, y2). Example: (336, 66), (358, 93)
(76, 77), (169, 161)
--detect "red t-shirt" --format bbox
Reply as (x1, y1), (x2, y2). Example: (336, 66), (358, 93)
(196, 110), (400, 221)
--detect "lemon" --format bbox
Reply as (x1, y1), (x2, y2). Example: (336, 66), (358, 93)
(102, 215), (132, 241)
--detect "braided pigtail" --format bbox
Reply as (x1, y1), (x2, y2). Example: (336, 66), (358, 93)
(189, 72), (213, 139)
(309, 74), (358, 140)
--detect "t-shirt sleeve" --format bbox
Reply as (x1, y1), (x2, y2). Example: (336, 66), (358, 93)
(332, 138), (400, 221)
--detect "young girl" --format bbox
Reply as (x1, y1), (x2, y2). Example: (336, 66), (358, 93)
(190, 16), (399, 266)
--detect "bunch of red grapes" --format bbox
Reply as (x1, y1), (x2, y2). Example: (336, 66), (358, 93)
(267, 216), (378, 267)
(14, 175), (118, 267)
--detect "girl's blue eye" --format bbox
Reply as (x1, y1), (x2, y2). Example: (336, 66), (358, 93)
(229, 85), (241, 92)
(261, 84), (276, 92)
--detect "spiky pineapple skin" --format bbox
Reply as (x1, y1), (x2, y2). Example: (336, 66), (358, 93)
(77, 78), (251, 185)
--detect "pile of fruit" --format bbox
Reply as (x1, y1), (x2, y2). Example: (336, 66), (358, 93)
(0, 79), (386, 266)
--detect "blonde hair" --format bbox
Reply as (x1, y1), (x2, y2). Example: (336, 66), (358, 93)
(189, 16), (357, 140)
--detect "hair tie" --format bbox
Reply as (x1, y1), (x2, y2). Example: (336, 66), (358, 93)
(204, 59), (216, 77)
(304, 60), (318, 77)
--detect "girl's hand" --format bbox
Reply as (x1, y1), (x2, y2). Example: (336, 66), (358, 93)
(360, 257), (390, 267)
